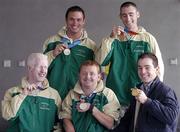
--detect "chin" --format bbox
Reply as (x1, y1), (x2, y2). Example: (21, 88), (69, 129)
(37, 78), (45, 82)
(143, 80), (150, 84)
(83, 85), (92, 89)
(70, 28), (78, 32)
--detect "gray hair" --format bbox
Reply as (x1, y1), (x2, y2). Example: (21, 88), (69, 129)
(27, 53), (48, 67)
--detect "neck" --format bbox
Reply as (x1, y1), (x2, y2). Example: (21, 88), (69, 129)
(127, 26), (138, 33)
(27, 77), (42, 87)
(67, 30), (82, 40)
(82, 87), (95, 96)
(143, 78), (156, 86)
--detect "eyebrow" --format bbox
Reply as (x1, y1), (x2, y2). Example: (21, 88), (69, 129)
(138, 64), (151, 67)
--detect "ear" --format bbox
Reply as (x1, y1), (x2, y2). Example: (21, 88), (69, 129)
(27, 66), (33, 72)
(137, 11), (140, 18)
(155, 66), (160, 74)
(98, 72), (102, 81)
(82, 19), (85, 26)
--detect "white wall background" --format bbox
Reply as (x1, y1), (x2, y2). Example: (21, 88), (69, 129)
(0, 0), (180, 131)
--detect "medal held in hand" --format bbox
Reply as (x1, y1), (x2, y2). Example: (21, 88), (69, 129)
(79, 103), (88, 110)
(63, 48), (71, 55)
(61, 37), (81, 56)
(131, 88), (140, 96)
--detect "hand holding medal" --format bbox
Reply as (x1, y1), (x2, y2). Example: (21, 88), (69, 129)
(55, 38), (81, 56)
(79, 103), (89, 110)
(131, 87), (140, 97)
(64, 39), (81, 56)
(53, 44), (67, 57)
(22, 84), (38, 95)
(77, 102), (95, 113)
(63, 48), (71, 55)
(131, 88), (148, 104)
(110, 25), (124, 38)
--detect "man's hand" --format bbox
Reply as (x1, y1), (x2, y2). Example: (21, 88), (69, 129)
(135, 90), (148, 104)
(76, 102), (91, 112)
(53, 44), (68, 57)
(22, 84), (36, 95)
(110, 26), (124, 38)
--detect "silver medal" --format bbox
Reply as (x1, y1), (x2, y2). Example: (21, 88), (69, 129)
(64, 49), (71, 55)
(79, 103), (88, 110)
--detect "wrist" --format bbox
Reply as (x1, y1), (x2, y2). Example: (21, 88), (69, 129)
(110, 33), (115, 38)
(53, 50), (58, 57)
(89, 104), (94, 113)
(50, 51), (56, 59)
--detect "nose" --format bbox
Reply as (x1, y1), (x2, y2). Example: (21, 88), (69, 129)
(72, 19), (78, 25)
(140, 68), (146, 74)
(85, 73), (91, 79)
(126, 15), (131, 21)
(41, 66), (47, 73)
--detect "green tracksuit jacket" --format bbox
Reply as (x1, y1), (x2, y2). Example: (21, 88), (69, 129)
(1, 77), (61, 132)
(43, 26), (96, 100)
(61, 80), (121, 132)
(96, 27), (164, 106)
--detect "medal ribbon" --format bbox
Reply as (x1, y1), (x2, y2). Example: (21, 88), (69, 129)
(60, 37), (81, 49)
(119, 27), (139, 55)
(123, 27), (138, 40)
(80, 93), (96, 104)
(124, 27), (138, 35)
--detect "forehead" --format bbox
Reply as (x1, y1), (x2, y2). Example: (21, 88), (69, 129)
(138, 58), (153, 66)
(80, 65), (98, 72)
(67, 11), (84, 19)
(120, 5), (137, 13)
(34, 59), (48, 66)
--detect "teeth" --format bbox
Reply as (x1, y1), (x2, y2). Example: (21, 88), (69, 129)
(84, 80), (91, 82)
(39, 73), (45, 77)
(72, 26), (77, 29)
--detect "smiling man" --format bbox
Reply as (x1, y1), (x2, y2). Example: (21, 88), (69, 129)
(112, 52), (179, 132)
(96, 1), (164, 106)
(43, 6), (96, 100)
(61, 60), (122, 132)
(2, 53), (61, 132)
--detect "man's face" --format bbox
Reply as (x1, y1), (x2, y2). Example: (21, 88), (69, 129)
(29, 59), (48, 83)
(79, 65), (101, 90)
(66, 11), (85, 35)
(120, 5), (139, 29)
(138, 58), (159, 84)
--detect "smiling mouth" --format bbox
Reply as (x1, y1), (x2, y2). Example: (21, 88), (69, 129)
(39, 73), (46, 77)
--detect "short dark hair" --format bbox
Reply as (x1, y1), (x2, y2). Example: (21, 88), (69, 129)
(65, 5), (85, 20)
(79, 60), (101, 73)
(120, 1), (137, 11)
(138, 52), (159, 68)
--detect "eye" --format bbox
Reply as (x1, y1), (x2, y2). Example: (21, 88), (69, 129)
(122, 14), (127, 18)
(77, 18), (83, 22)
(129, 13), (134, 16)
(82, 73), (87, 76)
(90, 73), (93, 76)
(43, 66), (47, 69)
(138, 66), (142, 70)
(145, 66), (151, 70)
(129, 14), (133, 17)
(146, 67), (150, 70)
